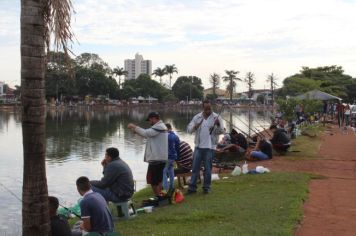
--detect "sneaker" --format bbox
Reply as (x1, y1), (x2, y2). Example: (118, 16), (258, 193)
(186, 190), (197, 195)
(203, 189), (210, 194)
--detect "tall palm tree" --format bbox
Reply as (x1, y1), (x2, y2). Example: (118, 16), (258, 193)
(244, 72), (255, 98)
(21, 0), (74, 234)
(164, 64), (178, 89)
(223, 70), (241, 102)
(209, 73), (220, 100)
(266, 73), (278, 109)
(113, 67), (128, 89)
(152, 67), (166, 85)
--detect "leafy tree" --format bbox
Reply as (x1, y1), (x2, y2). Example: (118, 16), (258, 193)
(21, 0), (74, 234)
(113, 67), (128, 89)
(172, 76), (204, 101)
(75, 53), (112, 75)
(278, 66), (356, 102)
(244, 72), (255, 98)
(152, 67), (166, 85)
(209, 73), (220, 100)
(76, 67), (119, 98)
(121, 74), (171, 101)
(165, 64), (178, 89)
(223, 70), (241, 102)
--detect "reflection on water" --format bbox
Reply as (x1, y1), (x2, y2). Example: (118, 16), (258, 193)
(0, 106), (271, 234)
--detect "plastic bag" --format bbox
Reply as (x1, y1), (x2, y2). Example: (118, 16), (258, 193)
(172, 189), (184, 204)
(231, 166), (242, 176)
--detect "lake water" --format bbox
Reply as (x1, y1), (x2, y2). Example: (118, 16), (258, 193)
(0, 106), (271, 234)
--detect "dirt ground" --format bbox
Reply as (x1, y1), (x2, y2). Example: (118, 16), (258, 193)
(249, 125), (356, 236)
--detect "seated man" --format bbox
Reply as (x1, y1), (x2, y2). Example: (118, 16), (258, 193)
(269, 124), (291, 153)
(246, 137), (273, 161)
(76, 176), (114, 234)
(217, 129), (247, 153)
(48, 196), (75, 236)
(174, 141), (193, 175)
(90, 147), (134, 202)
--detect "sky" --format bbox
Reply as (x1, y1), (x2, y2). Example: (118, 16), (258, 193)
(1, 0), (356, 91)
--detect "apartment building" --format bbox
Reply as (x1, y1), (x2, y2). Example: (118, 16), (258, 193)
(124, 53), (152, 80)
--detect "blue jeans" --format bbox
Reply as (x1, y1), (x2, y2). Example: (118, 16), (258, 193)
(162, 159), (175, 191)
(91, 186), (123, 202)
(188, 148), (213, 192)
(251, 151), (269, 160)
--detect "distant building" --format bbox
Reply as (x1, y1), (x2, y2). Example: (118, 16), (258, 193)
(0, 81), (4, 96)
(124, 53), (152, 80)
(203, 87), (227, 98)
(240, 89), (271, 103)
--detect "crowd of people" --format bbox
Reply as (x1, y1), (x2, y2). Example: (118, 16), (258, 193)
(50, 100), (297, 235)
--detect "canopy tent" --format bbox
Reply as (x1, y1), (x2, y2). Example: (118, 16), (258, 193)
(295, 90), (342, 101)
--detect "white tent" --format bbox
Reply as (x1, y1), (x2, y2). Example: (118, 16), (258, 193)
(295, 90), (342, 101)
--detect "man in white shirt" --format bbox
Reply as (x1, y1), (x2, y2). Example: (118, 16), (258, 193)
(187, 100), (224, 194)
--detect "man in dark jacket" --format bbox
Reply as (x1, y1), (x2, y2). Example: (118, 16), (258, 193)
(269, 124), (291, 153)
(90, 147), (134, 202)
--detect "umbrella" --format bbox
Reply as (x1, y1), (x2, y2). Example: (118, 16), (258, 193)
(295, 90), (342, 101)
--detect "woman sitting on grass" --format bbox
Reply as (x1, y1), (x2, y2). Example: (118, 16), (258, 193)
(245, 137), (273, 161)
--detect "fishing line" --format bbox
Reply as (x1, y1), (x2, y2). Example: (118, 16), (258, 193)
(225, 105), (266, 139)
(0, 181), (81, 218)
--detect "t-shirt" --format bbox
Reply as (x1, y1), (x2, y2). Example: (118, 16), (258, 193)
(80, 191), (114, 233)
(176, 141), (193, 170)
(50, 215), (71, 236)
(270, 129), (290, 145)
(198, 119), (212, 148)
(259, 140), (273, 159)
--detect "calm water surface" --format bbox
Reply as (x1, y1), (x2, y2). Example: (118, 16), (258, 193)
(0, 106), (271, 234)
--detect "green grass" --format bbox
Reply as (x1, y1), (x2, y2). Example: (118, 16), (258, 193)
(116, 172), (311, 236)
(285, 124), (325, 160)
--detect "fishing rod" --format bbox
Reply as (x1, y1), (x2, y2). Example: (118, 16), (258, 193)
(219, 116), (254, 142)
(0, 181), (81, 218)
(225, 105), (266, 139)
(253, 119), (273, 138)
(209, 103), (225, 135)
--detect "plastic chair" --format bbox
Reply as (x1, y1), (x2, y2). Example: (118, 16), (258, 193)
(111, 199), (136, 220)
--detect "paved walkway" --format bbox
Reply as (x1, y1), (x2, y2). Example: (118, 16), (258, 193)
(250, 125), (356, 236)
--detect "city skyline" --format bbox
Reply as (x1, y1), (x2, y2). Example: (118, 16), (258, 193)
(1, 0), (356, 91)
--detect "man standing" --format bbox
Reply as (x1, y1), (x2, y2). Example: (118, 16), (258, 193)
(76, 176), (114, 234)
(128, 111), (168, 196)
(163, 123), (180, 192)
(90, 147), (134, 202)
(187, 100), (224, 194)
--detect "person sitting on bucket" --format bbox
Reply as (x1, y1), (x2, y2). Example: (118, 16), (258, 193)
(217, 128), (247, 153)
(90, 147), (134, 202)
(269, 124), (291, 153)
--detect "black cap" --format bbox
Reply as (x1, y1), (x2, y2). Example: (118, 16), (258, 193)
(146, 111), (160, 121)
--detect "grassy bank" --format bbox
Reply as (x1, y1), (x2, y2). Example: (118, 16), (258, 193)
(287, 123), (325, 160)
(116, 172), (311, 236)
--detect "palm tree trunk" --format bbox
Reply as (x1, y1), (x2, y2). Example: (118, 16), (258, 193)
(169, 74), (172, 89)
(21, 0), (49, 235)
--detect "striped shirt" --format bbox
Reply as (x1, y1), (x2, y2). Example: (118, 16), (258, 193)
(176, 141), (193, 170)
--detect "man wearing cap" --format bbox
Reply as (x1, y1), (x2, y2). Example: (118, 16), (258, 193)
(128, 112), (168, 196)
(187, 100), (225, 194)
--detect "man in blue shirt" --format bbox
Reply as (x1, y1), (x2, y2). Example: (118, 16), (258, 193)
(76, 176), (114, 234)
(162, 123), (180, 192)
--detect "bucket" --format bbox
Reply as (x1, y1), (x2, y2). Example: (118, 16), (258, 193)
(143, 206), (153, 213)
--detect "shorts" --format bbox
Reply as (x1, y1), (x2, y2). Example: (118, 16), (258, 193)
(146, 162), (165, 185)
